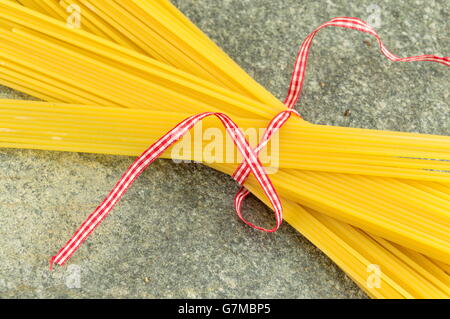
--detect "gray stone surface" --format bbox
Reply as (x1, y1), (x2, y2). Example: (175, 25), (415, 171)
(0, 0), (448, 299)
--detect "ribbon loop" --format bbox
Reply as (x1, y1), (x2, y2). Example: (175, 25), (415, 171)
(283, 17), (449, 110)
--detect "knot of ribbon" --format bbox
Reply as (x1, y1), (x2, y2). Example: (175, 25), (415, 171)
(50, 17), (449, 269)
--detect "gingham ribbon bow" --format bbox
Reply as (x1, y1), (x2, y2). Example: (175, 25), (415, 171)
(50, 17), (449, 268)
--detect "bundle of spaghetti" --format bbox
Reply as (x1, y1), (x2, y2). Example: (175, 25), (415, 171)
(1, 99), (449, 300)
(0, 3), (449, 165)
(0, 0), (449, 297)
(12, 0), (278, 98)
(0, 0), (450, 278)
(0, 100), (449, 298)
(1, 100), (450, 180)
(0, 0), (285, 111)
(213, 163), (450, 298)
(11, 0), (143, 51)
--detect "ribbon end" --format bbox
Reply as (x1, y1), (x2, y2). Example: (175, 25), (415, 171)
(49, 256), (56, 271)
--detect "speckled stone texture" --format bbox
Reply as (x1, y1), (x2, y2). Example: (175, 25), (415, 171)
(0, 0), (448, 299)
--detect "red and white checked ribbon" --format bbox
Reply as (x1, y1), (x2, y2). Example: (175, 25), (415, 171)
(232, 17), (449, 230)
(50, 17), (449, 268)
